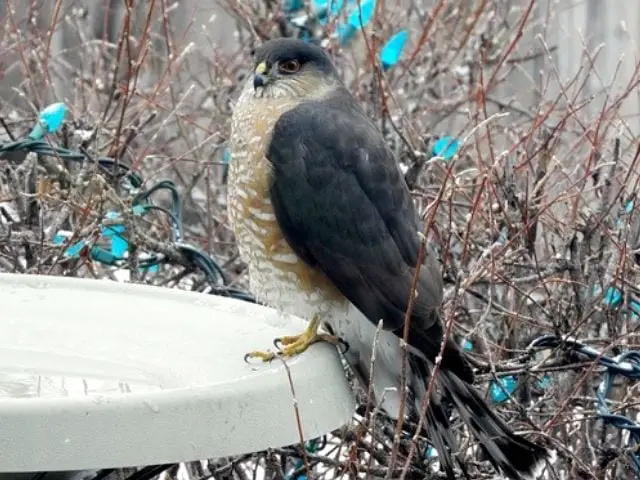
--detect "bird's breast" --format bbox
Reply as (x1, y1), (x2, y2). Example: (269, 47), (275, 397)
(227, 89), (346, 320)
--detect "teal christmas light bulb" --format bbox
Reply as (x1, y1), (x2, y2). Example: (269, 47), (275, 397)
(432, 136), (460, 160)
(347, 0), (375, 29)
(380, 30), (408, 70)
(490, 375), (517, 403)
(29, 102), (68, 140)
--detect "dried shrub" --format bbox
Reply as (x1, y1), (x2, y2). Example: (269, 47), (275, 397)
(1, 0), (640, 478)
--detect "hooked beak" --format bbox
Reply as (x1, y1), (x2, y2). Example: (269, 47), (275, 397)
(253, 61), (270, 91)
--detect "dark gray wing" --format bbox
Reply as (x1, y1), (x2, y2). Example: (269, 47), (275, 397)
(266, 92), (448, 361)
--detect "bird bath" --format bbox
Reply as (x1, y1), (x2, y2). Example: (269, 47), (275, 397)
(0, 273), (354, 475)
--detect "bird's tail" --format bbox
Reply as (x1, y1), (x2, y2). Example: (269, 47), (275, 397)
(437, 368), (548, 480)
(409, 356), (465, 478)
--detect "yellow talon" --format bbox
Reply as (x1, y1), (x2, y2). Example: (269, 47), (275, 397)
(244, 350), (278, 363)
(244, 315), (343, 363)
(276, 315), (320, 347)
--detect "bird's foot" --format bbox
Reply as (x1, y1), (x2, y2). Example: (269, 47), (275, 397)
(243, 349), (279, 363)
(244, 315), (346, 363)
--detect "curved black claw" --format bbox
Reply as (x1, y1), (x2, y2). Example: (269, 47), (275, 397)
(337, 338), (350, 355)
(243, 353), (256, 364)
(273, 337), (285, 350)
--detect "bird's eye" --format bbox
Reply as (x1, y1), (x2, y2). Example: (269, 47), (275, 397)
(278, 60), (301, 74)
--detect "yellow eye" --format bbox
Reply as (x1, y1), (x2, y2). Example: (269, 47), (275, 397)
(278, 59), (301, 74)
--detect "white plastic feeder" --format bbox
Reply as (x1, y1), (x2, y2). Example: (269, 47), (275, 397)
(0, 273), (354, 473)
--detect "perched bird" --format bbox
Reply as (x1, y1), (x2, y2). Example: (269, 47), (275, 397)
(227, 37), (548, 479)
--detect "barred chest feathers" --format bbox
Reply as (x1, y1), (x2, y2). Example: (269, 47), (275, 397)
(227, 79), (350, 324)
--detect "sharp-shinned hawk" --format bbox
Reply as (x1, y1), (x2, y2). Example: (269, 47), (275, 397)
(227, 37), (548, 480)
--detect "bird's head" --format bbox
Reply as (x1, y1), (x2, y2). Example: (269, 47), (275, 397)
(249, 38), (340, 100)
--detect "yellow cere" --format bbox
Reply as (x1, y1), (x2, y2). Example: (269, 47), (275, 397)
(255, 62), (268, 74)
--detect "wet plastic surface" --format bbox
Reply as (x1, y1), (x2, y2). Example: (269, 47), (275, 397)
(0, 273), (354, 472)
